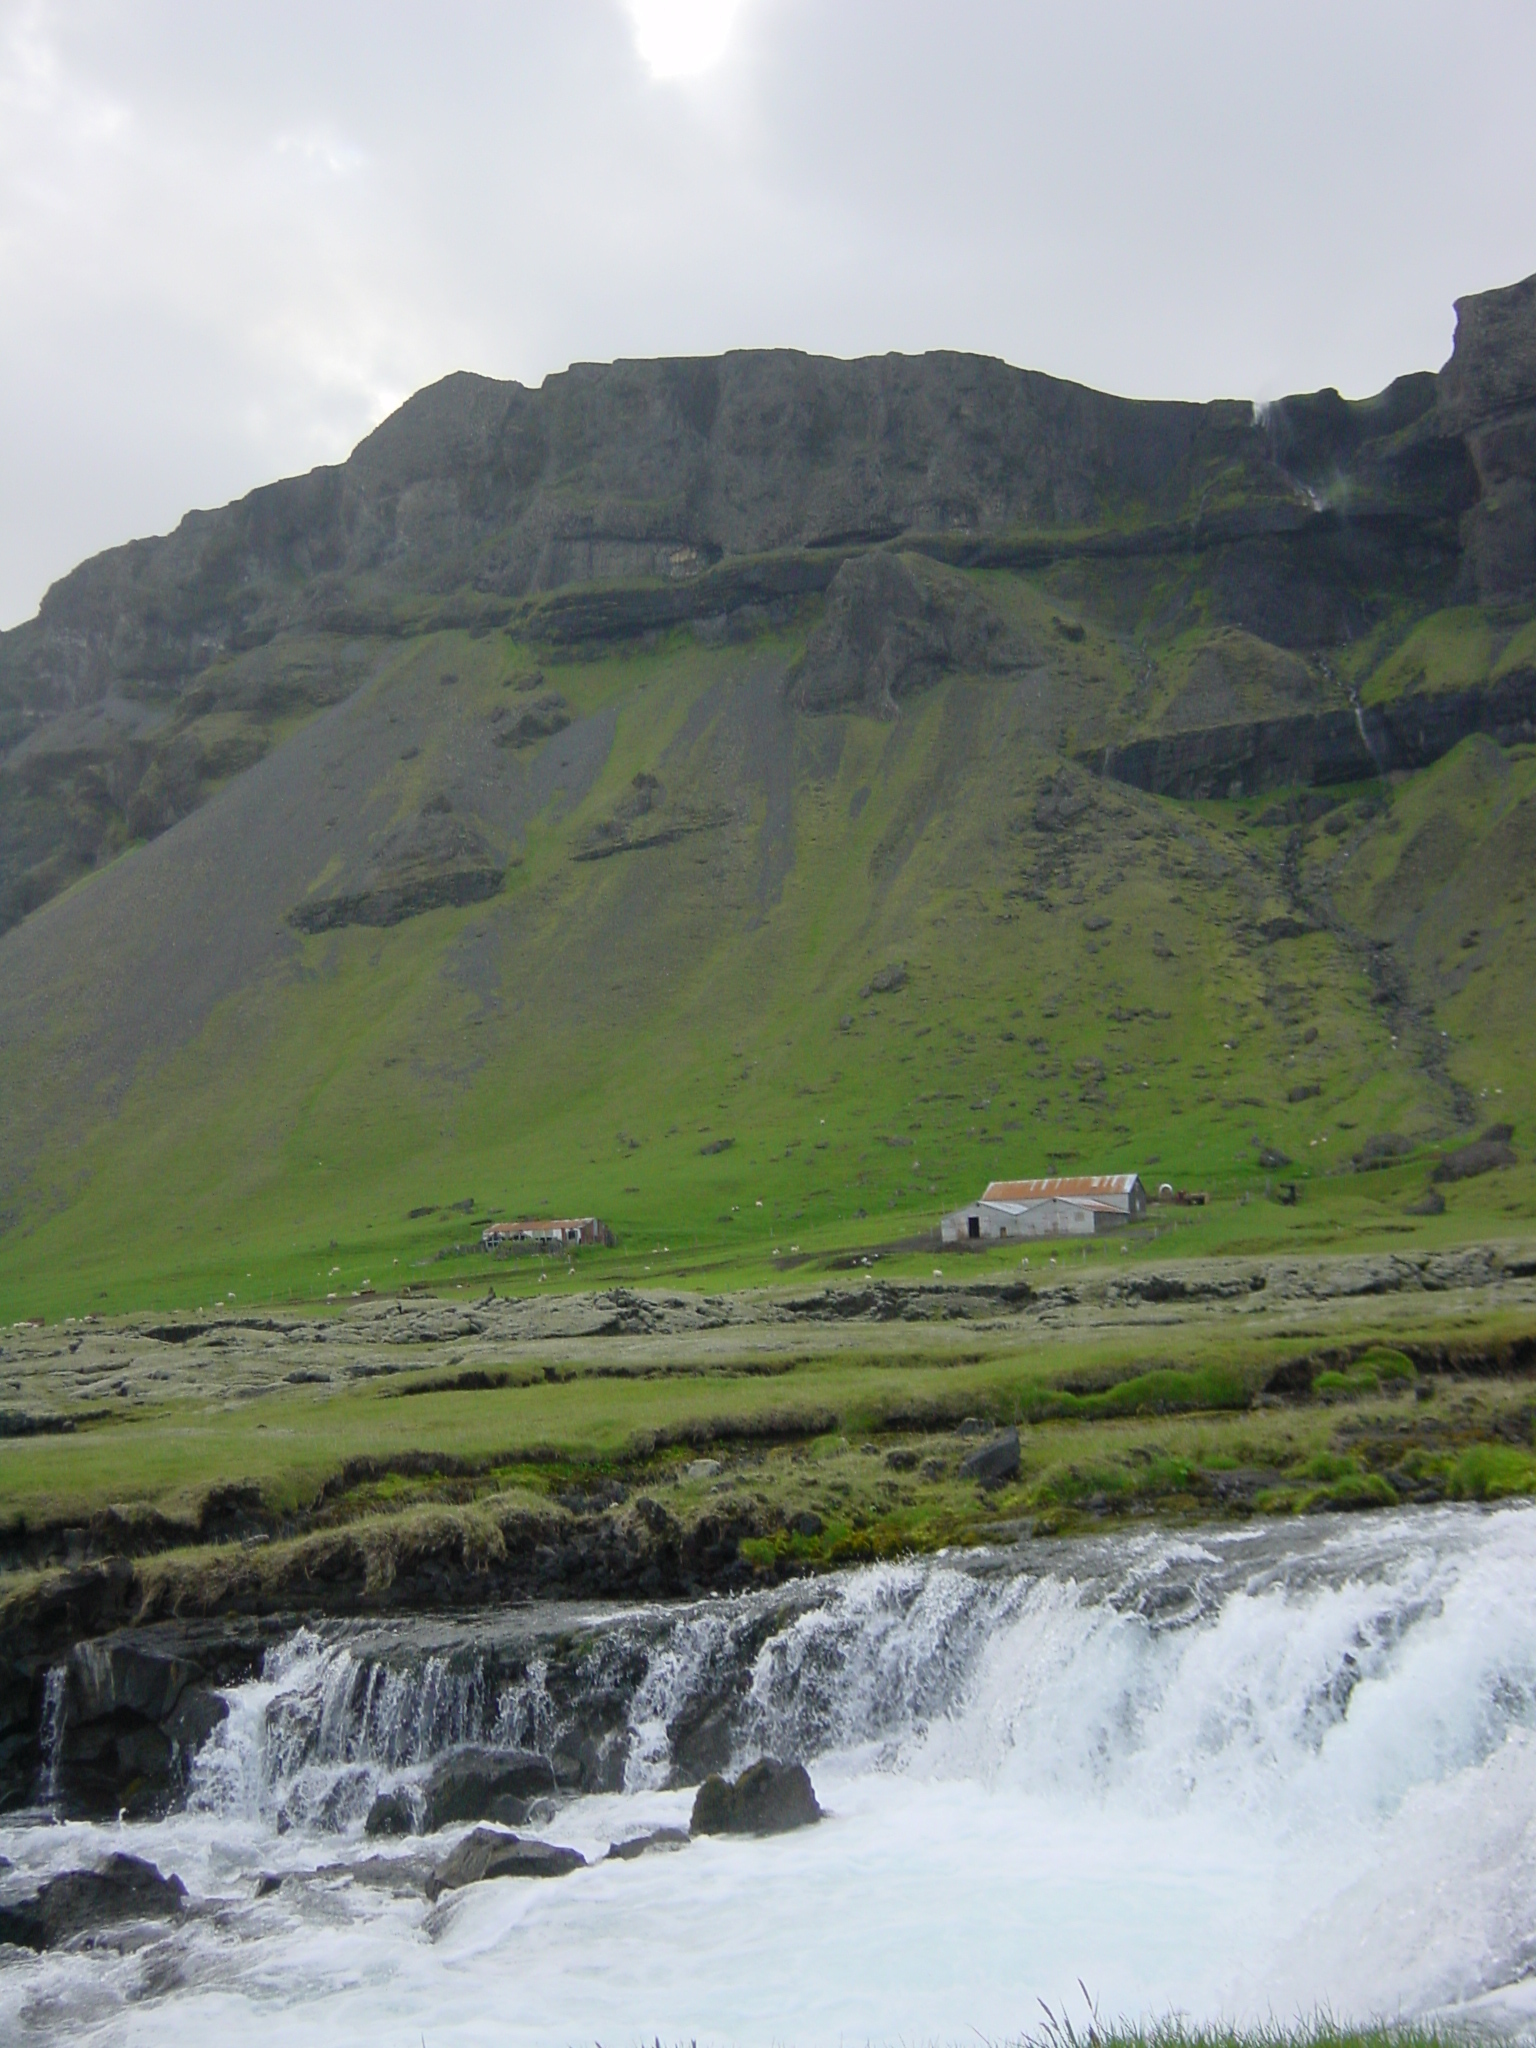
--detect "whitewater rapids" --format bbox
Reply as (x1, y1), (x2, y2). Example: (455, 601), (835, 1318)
(6, 1505), (1536, 2044)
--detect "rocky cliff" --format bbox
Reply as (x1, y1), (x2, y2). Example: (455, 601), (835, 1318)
(2, 276), (1533, 934)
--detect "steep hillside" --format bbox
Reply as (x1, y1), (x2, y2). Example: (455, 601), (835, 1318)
(1, 277), (1534, 1318)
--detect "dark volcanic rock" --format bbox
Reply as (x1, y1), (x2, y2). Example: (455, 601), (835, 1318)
(493, 693), (571, 748)
(861, 962), (908, 997)
(690, 1758), (822, 1836)
(1354, 1133), (1416, 1170)
(1433, 1129), (1518, 1182)
(288, 809), (506, 932)
(789, 552), (1028, 714)
(0, 1853), (186, 1951)
(1033, 771), (1093, 831)
(959, 1427), (1022, 1487)
(0, 1617), (274, 1820)
(1439, 274), (1536, 602)
(606, 1826), (691, 1861)
(288, 867), (504, 932)
(412, 1745), (560, 1833)
(3, 347), (1272, 717)
(424, 1826), (584, 1900)
(1093, 666), (1536, 799)
(325, 1853), (438, 1895)
(49, 1641), (232, 1818)
(363, 1787), (420, 1838)
(4, 274), (1535, 942)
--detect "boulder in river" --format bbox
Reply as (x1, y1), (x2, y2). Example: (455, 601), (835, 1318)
(959, 1427), (1021, 1487)
(366, 1744), (559, 1836)
(363, 1787), (419, 1838)
(0, 1852), (186, 1951)
(690, 1758), (822, 1836)
(424, 1827), (585, 1900)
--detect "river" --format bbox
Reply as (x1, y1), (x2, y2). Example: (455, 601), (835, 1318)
(5, 1505), (1536, 2044)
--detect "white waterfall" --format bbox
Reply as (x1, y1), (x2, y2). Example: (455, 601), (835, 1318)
(6, 1506), (1536, 2046)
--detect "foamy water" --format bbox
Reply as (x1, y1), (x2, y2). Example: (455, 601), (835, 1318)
(6, 1506), (1536, 2044)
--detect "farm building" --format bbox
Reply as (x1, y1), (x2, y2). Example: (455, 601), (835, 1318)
(941, 1174), (1148, 1244)
(481, 1216), (612, 1250)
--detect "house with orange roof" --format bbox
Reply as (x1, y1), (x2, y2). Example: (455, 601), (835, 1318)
(941, 1173), (1147, 1244)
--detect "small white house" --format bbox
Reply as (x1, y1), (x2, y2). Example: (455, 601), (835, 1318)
(941, 1174), (1147, 1244)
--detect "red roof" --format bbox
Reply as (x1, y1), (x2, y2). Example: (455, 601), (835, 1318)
(484, 1217), (595, 1234)
(982, 1175), (1141, 1202)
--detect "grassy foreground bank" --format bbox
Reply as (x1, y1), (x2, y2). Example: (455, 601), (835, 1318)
(1011, 2021), (1468, 2048)
(3, 1243), (1535, 1647)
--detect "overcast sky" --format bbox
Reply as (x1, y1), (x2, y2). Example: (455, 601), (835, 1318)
(2, 0), (1534, 628)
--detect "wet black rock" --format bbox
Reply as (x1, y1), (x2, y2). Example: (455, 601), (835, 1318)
(386, 1744), (560, 1835)
(326, 1852), (439, 1894)
(0, 1852), (186, 1951)
(606, 1826), (691, 1861)
(424, 1826), (585, 1900)
(690, 1758), (822, 1836)
(21, 1629), (251, 1819)
(363, 1788), (419, 1838)
(959, 1427), (1021, 1488)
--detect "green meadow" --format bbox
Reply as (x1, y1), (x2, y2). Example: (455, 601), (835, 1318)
(1, 580), (1532, 1327)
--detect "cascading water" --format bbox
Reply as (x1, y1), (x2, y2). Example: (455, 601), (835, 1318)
(36, 1666), (67, 1806)
(7, 1506), (1536, 2046)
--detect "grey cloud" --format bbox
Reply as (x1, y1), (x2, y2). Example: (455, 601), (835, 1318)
(2, 0), (1534, 625)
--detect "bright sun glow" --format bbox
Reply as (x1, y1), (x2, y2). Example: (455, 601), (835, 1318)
(624, 0), (743, 81)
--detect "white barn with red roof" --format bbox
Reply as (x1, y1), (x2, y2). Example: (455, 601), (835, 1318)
(481, 1216), (611, 1250)
(941, 1173), (1147, 1244)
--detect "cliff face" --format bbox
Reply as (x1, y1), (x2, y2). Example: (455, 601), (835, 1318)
(1, 277), (1534, 935)
(8, 280), (1536, 716)
(1438, 274), (1536, 602)
(0, 351), (1290, 717)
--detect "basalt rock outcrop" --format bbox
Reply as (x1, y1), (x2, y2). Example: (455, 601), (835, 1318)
(288, 805), (505, 932)
(788, 552), (1031, 713)
(0, 1620), (275, 1819)
(3, 274), (1535, 938)
(1433, 1124), (1518, 1184)
(9, 272), (1529, 725)
(0, 351), (1281, 716)
(1091, 664), (1536, 799)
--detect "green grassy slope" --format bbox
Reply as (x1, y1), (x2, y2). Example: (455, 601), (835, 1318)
(1, 553), (1533, 1322)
